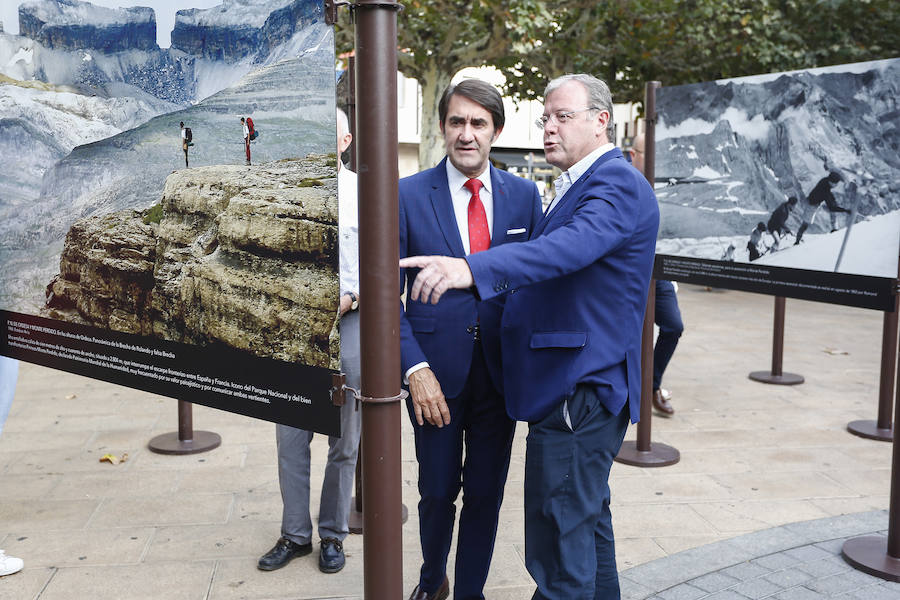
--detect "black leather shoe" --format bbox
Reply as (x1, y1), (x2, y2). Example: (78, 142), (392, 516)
(318, 537), (346, 573)
(652, 389), (674, 417)
(257, 537), (312, 571)
(408, 576), (449, 600)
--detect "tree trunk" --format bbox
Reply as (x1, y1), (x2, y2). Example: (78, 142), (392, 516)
(417, 66), (453, 171)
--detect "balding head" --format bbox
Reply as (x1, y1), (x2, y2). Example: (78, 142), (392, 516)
(629, 133), (645, 176)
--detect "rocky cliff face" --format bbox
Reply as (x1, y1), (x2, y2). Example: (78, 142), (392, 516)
(171, 0), (321, 62)
(44, 154), (340, 370)
(18, 0), (157, 52)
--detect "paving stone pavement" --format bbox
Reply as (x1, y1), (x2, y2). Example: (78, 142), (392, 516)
(620, 510), (900, 599)
(0, 285), (897, 599)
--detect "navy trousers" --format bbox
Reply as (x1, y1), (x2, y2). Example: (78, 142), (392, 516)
(653, 280), (683, 391)
(407, 341), (515, 600)
(525, 384), (630, 599)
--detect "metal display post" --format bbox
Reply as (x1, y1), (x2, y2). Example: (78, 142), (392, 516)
(148, 399), (221, 455)
(354, 1), (404, 596)
(616, 80), (679, 468)
(841, 326), (900, 580)
(341, 54), (408, 535)
(847, 250), (900, 442)
(749, 296), (805, 385)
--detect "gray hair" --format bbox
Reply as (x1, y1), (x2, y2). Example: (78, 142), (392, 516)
(545, 74), (613, 135)
(336, 108), (350, 138)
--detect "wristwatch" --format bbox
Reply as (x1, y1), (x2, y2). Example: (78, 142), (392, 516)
(345, 291), (358, 311)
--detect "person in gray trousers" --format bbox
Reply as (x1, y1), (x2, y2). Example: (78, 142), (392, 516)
(258, 109), (361, 574)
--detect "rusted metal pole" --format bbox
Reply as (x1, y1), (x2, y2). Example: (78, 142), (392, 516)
(848, 248), (899, 441)
(178, 399), (192, 440)
(878, 309), (899, 431)
(147, 399), (220, 455)
(749, 297), (804, 385)
(889, 357), (900, 558)
(636, 285), (655, 451)
(772, 297), (786, 376)
(355, 1), (403, 597)
(841, 323), (900, 579)
(616, 80), (678, 468)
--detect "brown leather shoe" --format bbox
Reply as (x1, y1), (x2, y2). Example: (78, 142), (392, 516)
(652, 389), (674, 417)
(408, 576), (449, 600)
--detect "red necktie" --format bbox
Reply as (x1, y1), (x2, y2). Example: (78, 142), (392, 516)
(464, 178), (490, 254)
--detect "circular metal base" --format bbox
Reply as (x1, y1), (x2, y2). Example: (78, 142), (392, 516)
(615, 441), (680, 467)
(748, 371), (804, 385)
(842, 535), (900, 582)
(847, 420), (893, 442)
(348, 500), (409, 534)
(148, 431), (221, 455)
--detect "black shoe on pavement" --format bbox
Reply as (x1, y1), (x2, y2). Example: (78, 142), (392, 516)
(258, 537), (312, 571)
(652, 389), (674, 417)
(319, 537), (346, 573)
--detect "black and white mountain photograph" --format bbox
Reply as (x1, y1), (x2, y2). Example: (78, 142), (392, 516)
(654, 58), (900, 280)
(0, 0), (341, 371)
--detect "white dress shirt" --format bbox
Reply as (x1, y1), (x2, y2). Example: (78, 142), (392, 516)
(546, 142), (616, 216)
(446, 160), (493, 255)
(338, 165), (359, 296)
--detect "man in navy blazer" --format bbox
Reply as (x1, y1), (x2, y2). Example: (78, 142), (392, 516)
(400, 79), (542, 600)
(401, 74), (659, 599)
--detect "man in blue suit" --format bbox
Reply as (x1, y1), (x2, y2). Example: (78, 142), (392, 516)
(400, 78), (543, 600)
(401, 73), (659, 599)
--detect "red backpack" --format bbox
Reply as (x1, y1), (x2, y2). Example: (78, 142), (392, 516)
(247, 117), (258, 140)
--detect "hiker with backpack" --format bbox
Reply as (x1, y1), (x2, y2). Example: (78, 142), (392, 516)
(180, 121), (192, 168)
(241, 117), (258, 166)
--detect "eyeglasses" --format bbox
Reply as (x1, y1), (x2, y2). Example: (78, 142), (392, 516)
(535, 107), (601, 129)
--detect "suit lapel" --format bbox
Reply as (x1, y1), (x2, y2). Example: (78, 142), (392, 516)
(535, 149), (625, 236)
(489, 165), (511, 247)
(429, 158), (467, 257)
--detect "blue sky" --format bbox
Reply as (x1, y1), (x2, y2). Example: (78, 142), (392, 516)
(2, 1), (223, 48)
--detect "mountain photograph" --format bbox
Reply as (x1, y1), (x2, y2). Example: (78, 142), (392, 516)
(654, 58), (900, 279)
(0, 0), (338, 328)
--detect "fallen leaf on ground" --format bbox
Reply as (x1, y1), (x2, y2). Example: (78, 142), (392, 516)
(99, 453), (128, 465)
(65, 393), (77, 400)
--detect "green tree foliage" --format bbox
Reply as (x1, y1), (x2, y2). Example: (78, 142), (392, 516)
(499, 0), (899, 106)
(336, 0), (899, 168)
(337, 1), (552, 169)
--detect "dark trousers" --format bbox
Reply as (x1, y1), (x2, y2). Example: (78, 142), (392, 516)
(525, 384), (630, 599)
(407, 342), (515, 600)
(653, 280), (683, 391)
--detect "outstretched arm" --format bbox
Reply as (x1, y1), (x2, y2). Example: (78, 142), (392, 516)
(398, 255), (474, 304)
(401, 174), (645, 304)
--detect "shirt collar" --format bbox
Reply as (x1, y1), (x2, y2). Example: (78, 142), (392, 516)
(446, 159), (492, 195)
(562, 142), (616, 186)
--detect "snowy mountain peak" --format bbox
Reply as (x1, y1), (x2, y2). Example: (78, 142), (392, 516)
(171, 0), (322, 62)
(18, 0), (157, 52)
(19, 0), (155, 28)
(176, 0), (294, 29)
